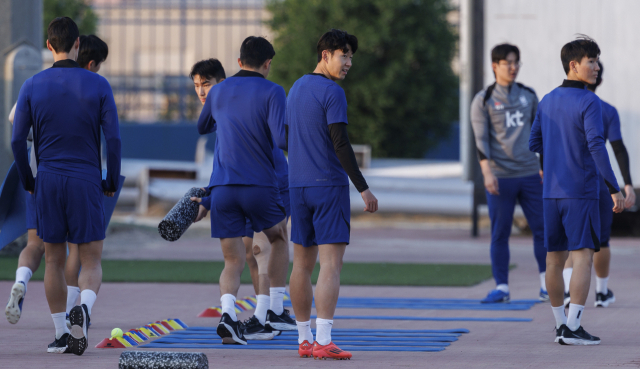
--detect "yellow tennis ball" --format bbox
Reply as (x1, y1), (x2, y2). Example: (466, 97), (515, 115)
(111, 328), (123, 338)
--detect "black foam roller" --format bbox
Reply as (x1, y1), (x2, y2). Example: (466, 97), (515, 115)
(158, 187), (207, 241)
(119, 351), (208, 369)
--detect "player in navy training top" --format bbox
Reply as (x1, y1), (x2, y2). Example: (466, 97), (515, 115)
(529, 37), (624, 346)
(562, 61), (636, 309)
(191, 37), (288, 345)
(189, 57), (294, 340)
(286, 29), (378, 360)
(5, 34), (112, 329)
(11, 18), (121, 355)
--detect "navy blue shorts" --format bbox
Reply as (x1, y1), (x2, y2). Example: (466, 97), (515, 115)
(598, 178), (613, 247)
(543, 198), (600, 252)
(209, 185), (285, 239)
(244, 188), (290, 239)
(25, 190), (37, 230)
(290, 186), (350, 247)
(35, 172), (105, 244)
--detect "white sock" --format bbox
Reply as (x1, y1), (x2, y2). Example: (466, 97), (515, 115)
(15, 267), (33, 290)
(66, 286), (81, 314)
(562, 268), (573, 293)
(595, 276), (609, 294)
(551, 305), (567, 329)
(52, 312), (70, 339)
(270, 287), (285, 315)
(220, 294), (237, 321)
(254, 294), (269, 326)
(496, 284), (509, 293)
(80, 289), (97, 316)
(567, 303), (585, 331)
(296, 320), (313, 344)
(315, 318), (333, 346)
(539, 272), (547, 292)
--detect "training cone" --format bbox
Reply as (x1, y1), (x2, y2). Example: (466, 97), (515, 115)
(95, 337), (132, 348)
(198, 307), (223, 318)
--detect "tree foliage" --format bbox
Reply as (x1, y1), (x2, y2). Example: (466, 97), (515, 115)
(43, 0), (98, 47)
(267, 0), (458, 158)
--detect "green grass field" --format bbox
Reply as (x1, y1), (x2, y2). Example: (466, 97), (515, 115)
(0, 258), (498, 286)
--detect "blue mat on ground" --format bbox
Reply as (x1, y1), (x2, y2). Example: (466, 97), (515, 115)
(331, 315), (532, 322)
(153, 338), (452, 347)
(181, 327), (470, 334)
(140, 343), (445, 352)
(283, 297), (539, 311)
(171, 331), (461, 338)
(154, 336), (457, 343)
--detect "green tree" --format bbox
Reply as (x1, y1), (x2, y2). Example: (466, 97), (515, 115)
(267, 0), (458, 158)
(43, 0), (98, 47)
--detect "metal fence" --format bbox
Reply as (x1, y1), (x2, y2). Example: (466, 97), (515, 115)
(93, 0), (268, 123)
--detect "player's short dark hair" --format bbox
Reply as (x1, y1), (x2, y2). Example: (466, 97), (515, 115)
(317, 29), (358, 62)
(239, 36), (275, 69)
(491, 44), (520, 63)
(189, 59), (226, 82)
(47, 17), (79, 53)
(561, 36), (600, 74)
(587, 61), (604, 92)
(77, 35), (108, 69)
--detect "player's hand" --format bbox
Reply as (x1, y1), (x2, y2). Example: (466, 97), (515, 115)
(483, 171), (499, 195)
(190, 197), (209, 222)
(104, 191), (115, 197)
(27, 191), (33, 195)
(611, 192), (625, 213)
(624, 184), (636, 209)
(361, 189), (378, 213)
(539, 170), (544, 180)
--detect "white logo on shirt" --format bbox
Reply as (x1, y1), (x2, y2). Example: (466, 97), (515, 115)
(519, 95), (528, 106)
(506, 110), (524, 128)
(494, 101), (505, 111)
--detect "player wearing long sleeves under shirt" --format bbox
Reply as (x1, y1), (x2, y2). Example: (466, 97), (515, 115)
(528, 37), (624, 347)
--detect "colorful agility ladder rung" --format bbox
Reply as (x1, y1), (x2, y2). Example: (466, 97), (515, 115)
(96, 319), (188, 349)
(198, 294), (287, 318)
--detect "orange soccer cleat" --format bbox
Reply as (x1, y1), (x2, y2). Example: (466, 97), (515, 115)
(298, 340), (313, 358)
(312, 341), (352, 360)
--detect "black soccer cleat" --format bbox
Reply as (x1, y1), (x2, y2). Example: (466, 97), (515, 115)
(67, 304), (90, 355)
(595, 289), (615, 308)
(266, 309), (297, 331)
(243, 315), (277, 340)
(217, 313), (247, 345)
(558, 325), (600, 345)
(554, 324), (568, 345)
(47, 333), (71, 354)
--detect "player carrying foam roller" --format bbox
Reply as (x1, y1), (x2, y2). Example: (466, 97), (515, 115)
(562, 61), (636, 308)
(12, 17), (121, 355)
(287, 29), (378, 360)
(470, 44), (547, 303)
(5, 34), (111, 332)
(191, 37), (288, 345)
(529, 36), (624, 346)
(189, 58), (294, 340)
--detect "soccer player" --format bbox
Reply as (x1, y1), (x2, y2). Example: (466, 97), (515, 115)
(470, 44), (547, 303)
(11, 18), (121, 354)
(286, 29), (378, 360)
(562, 61), (636, 308)
(5, 34), (111, 327)
(189, 58), (295, 339)
(529, 37), (624, 345)
(191, 36), (288, 345)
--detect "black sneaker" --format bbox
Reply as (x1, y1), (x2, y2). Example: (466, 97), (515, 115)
(217, 313), (247, 345)
(47, 333), (71, 353)
(68, 304), (90, 355)
(555, 324), (568, 344)
(595, 289), (615, 308)
(559, 325), (600, 345)
(563, 292), (571, 308)
(243, 315), (277, 340)
(266, 309), (296, 331)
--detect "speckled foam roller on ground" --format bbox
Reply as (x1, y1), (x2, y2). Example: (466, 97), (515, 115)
(119, 351), (208, 369)
(158, 187), (206, 241)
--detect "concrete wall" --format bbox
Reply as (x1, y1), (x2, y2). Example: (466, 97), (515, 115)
(485, 0), (640, 187)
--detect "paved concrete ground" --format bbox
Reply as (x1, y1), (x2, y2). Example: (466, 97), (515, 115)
(1, 219), (638, 368)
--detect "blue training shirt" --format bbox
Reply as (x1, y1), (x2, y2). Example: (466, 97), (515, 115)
(529, 79), (620, 199)
(286, 74), (349, 188)
(11, 60), (121, 193)
(197, 70), (287, 189)
(601, 100), (622, 142)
